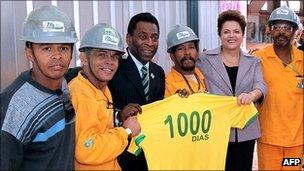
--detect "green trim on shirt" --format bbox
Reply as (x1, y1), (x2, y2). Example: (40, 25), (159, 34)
(244, 112), (259, 128)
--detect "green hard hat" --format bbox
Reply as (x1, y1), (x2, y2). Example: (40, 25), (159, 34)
(167, 24), (199, 53)
(79, 23), (124, 54)
(268, 5), (299, 29)
(21, 5), (78, 43)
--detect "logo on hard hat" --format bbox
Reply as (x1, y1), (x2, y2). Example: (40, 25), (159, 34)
(104, 28), (116, 36)
(276, 9), (289, 15)
(102, 35), (119, 46)
(42, 21), (65, 32)
(176, 31), (190, 40)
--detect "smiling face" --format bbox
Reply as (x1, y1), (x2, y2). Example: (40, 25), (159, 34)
(270, 21), (296, 48)
(219, 21), (244, 51)
(26, 43), (72, 82)
(81, 48), (119, 86)
(126, 21), (159, 64)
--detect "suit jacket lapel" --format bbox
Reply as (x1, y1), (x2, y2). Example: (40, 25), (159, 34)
(206, 48), (233, 94)
(235, 52), (252, 92)
(121, 56), (146, 99)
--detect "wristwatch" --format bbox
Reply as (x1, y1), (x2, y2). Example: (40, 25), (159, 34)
(125, 127), (132, 137)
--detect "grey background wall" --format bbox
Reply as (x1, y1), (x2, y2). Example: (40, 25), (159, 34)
(1, 0), (220, 91)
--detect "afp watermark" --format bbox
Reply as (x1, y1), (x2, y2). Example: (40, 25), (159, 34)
(282, 158), (302, 167)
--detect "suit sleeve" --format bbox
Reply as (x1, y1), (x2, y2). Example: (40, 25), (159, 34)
(72, 95), (129, 165)
(253, 58), (267, 101)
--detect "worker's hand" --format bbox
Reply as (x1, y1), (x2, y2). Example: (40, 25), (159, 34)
(247, 47), (259, 54)
(175, 88), (190, 98)
(122, 116), (141, 137)
(237, 93), (254, 105)
(120, 103), (142, 122)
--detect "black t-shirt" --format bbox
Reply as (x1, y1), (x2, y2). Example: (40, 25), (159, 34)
(224, 64), (239, 95)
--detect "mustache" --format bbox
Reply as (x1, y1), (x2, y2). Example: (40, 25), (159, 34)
(180, 56), (196, 63)
(275, 34), (288, 39)
(49, 60), (65, 67)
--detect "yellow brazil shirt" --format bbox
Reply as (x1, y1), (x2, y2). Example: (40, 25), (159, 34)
(128, 93), (258, 170)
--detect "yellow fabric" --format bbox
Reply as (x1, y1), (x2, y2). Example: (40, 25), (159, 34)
(69, 72), (128, 170)
(128, 93), (258, 170)
(165, 67), (206, 97)
(253, 45), (303, 147)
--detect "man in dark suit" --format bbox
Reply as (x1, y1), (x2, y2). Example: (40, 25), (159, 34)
(108, 12), (165, 171)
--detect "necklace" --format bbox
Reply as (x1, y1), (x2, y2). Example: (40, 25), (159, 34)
(101, 89), (113, 109)
(176, 69), (203, 93)
(222, 55), (239, 66)
(280, 56), (303, 76)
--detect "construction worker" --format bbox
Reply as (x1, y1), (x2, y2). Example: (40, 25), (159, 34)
(68, 23), (141, 170)
(1, 6), (78, 170)
(165, 24), (206, 97)
(253, 5), (303, 170)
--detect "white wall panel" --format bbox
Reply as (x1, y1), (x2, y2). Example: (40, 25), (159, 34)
(1, 1), (17, 90)
(98, 1), (111, 24)
(56, 1), (78, 67)
(1, 1), (28, 90)
(1, 0), (188, 90)
(33, 1), (51, 9)
(13, 1), (29, 75)
(198, 1), (220, 51)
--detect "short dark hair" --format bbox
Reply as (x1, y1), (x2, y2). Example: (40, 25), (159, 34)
(25, 41), (32, 48)
(127, 12), (159, 35)
(217, 10), (246, 36)
(79, 47), (93, 55)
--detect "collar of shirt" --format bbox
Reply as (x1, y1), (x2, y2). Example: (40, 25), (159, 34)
(171, 67), (204, 82)
(128, 49), (150, 77)
(266, 44), (303, 62)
